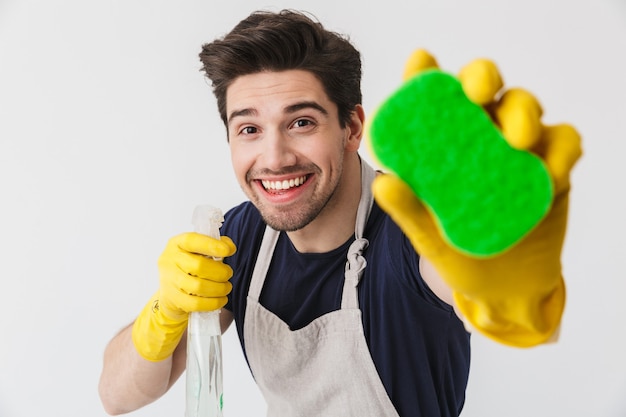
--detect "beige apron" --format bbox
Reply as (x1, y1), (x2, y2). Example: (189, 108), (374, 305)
(243, 160), (400, 417)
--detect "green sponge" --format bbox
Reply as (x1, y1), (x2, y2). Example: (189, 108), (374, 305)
(369, 69), (553, 257)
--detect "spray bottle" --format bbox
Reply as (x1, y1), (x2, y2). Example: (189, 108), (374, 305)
(186, 205), (225, 417)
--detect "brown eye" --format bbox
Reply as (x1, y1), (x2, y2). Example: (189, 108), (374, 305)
(293, 119), (313, 128)
(241, 126), (258, 134)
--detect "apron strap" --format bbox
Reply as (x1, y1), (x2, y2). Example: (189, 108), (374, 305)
(341, 159), (376, 309)
(248, 226), (280, 301)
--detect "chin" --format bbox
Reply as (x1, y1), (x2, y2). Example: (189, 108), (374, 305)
(256, 204), (320, 232)
(260, 212), (312, 232)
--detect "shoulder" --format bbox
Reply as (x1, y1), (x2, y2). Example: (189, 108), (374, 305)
(365, 201), (419, 279)
(222, 201), (263, 236)
(365, 201), (454, 313)
(365, 201), (415, 267)
(221, 201), (267, 269)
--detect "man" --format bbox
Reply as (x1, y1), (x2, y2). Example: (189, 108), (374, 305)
(98, 9), (580, 417)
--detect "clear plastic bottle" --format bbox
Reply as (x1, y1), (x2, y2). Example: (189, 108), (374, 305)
(186, 205), (224, 417)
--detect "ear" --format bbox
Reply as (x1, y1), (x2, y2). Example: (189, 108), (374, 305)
(345, 105), (365, 152)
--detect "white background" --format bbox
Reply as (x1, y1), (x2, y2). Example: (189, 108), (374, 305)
(1, 0), (625, 416)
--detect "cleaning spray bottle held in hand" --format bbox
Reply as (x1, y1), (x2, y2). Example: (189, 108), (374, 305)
(131, 210), (236, 362)
(186, 205), (228, 417)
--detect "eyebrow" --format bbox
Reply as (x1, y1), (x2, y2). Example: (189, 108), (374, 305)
(285, 101), (329, 116)
(227, 108), (257, 125)
(227, 101), (329, 125)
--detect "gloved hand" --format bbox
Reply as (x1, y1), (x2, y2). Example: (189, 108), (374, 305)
(132, 232), (236, 361)
(371, 49), (582, 347)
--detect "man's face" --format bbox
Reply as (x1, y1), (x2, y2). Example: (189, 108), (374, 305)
(226, 70), (351, 231)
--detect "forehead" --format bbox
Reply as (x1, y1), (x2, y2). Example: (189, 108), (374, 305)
(225, 70), (332, 115)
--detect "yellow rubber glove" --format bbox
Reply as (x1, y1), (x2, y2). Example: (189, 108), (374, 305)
(372, 49), (582, 347)
(132, 232), (236, 361)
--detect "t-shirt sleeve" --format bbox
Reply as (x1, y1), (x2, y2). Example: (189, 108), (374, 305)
(379, 207), (454, 313)
(220, 202), (265, 313)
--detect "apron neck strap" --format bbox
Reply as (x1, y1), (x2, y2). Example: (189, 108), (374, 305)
(341, 158), (375, 309)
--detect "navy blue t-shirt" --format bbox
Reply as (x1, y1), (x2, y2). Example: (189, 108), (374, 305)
(222, 200), (471, 417)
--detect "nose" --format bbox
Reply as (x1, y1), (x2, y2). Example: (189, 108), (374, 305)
(261, 129), (297, 170)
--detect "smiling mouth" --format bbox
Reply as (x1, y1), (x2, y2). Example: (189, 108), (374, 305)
(261, 175), (308, 191)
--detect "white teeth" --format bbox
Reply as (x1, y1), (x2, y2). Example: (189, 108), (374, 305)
(262, 175), (307, 191)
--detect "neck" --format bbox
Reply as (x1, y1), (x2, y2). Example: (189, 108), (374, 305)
(287, 155), (363, 253)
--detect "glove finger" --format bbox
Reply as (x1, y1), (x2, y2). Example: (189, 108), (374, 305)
(219, 236), (237, 254)
(536, 123), (583, 195)
(173, 272), (233, 298)
(491, 88), (544, 150)
(194, 296), (229, 312)
(458, 58), (503, 105)
(192, 278), (233, 299)
(172, 233), (237, 258)
(403, 48), (439, 81)
(167, 277), (230, 313)
(372, 174), (447, 258)
(169, 250), (233, 282)
(194, 258), (234, 282)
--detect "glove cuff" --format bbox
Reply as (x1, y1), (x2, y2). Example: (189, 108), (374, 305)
(454, 276), (565, 348)
(131, 293), (188, 361)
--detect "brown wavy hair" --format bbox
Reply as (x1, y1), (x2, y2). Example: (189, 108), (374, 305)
(199, 9), (362, 131)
